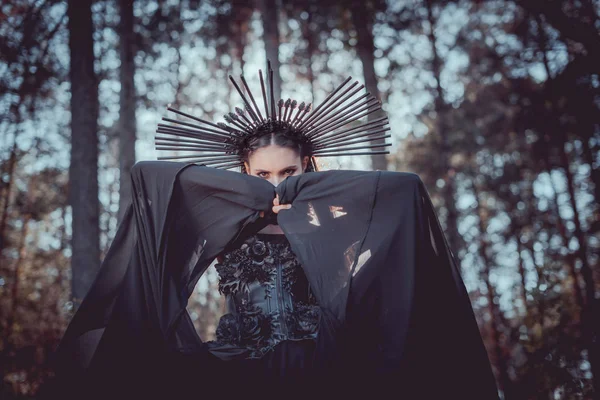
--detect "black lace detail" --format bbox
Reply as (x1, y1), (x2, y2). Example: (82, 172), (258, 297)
(213, 234), (320, 359)
(215, 236), (275, 296)
(286, 302), (321, 335)
(216, 302), (279, 358)
(215, 235), (306, 298)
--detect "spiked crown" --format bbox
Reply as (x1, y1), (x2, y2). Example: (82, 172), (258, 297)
(155, 61), (391, 170)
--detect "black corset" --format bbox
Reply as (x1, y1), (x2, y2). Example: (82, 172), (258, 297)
(209, 233), (320, 359)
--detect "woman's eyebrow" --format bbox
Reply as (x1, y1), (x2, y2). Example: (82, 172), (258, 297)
(254, 165), (297, 173)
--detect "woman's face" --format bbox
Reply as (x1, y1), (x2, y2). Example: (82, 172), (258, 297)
(244, 145), (308, 187)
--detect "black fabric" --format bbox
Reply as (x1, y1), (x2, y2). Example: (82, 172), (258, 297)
(41, 161), (499, 399)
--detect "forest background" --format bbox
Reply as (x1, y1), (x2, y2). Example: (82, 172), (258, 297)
(0, 0), (599, 398)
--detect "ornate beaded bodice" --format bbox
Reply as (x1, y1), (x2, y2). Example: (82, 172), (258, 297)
(209, 233), (320, 359)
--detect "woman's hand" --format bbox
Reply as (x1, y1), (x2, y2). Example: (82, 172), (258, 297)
(259, 194), (291, 218)
(272, 194), (291, 214)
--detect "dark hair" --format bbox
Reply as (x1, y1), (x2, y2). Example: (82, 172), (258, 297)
(241, 128), (317, 173)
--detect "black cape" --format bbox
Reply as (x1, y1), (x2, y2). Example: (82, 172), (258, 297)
(41, 161), (499, 399)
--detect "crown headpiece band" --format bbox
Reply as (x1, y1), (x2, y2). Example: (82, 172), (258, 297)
(155, 61), (391, 170)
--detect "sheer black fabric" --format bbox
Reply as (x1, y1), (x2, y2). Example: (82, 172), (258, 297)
(40, 161), (499, 399)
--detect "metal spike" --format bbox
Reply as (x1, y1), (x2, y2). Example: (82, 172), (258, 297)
(289, 100), (298, 121)
(268, 61), (276, 120)
(224, 113), (251, 133)
(240, 75), (264, 122)
(221, 164), (244, 170)
(170, 156), (239, 164)
(161, 117), (231, 139)
(315, 126), (391, 148)
(302, 82), (362, 132)
(307, 98), (380, 140)
(198, 157), (242, 165)
(158, 154), (234, 161)
(277, 99), (284, 122)
(229, 75), (259, 123)
(295, 103), (311, 126)
(155, 135), (211, 145)
(288, 100), (298, 123)
(307, 95), (378, 139)
(313, 143), (391, 154)
(313, 118), (389, 145)
(305, 90), (369, 136)
(156, 128), (220, 144)
(157, 124), (230, 142)
(314, 133), (391, 150)
(283, 99), (291, 122)
(155, 135), (233, 148)
(209, 160), (244, 169)
(167, 107), (229, 132)
(236, 107), (255, 127)
(296, 76), (353, 130)
(291, 102), (305, 126)
(321, 115), (388, 136)
(155, 145), (233, 152)
(311, 100), (381, 139)
(312, 151), (389, 157)
(155, 135), (231, 148)
(157, 154), (239, 162)
(259, 69), (270, 120)
(215, 122), (244, 137)
(314, 103), (381, 140)
(243, 104), (258, 126)
(217, 122), (229, 130)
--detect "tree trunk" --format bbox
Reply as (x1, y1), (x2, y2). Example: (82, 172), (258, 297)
(0, 99), (24, 255)
(536, 15), (599, 393)
(259, 0), (281, 101)
(579, 126), (600, 213)
(518, 1), (600, 66)
(350, 0), (387, 171)
(473, 182), (510, 396)
(522, 178), (548, 324)
(305, 5), (316, 103)
(559, 145), (600, 381)
(424, 0), (462, 256)
(537, 16), (595, 309)
(547, 166), (584, 310)
(236, 23), (246, 75)
(5, 215), (31, 346)
(232, 8), (249, 76)
(0, 174), (33, 378)
(68, 0), (100, 308)
(516, 230), (528, 313)
(0, 140), (17, 255)
(118, 0), (136, 223)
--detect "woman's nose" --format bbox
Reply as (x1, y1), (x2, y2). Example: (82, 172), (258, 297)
(269, 177), (280, 187)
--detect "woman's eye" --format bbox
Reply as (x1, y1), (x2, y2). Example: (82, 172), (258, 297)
(257, 172), (268, 178)
(284, 169), (295, 175)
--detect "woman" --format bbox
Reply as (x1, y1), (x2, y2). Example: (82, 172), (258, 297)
(197, 133), (324, 392)
(42, 66), (499, 399)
